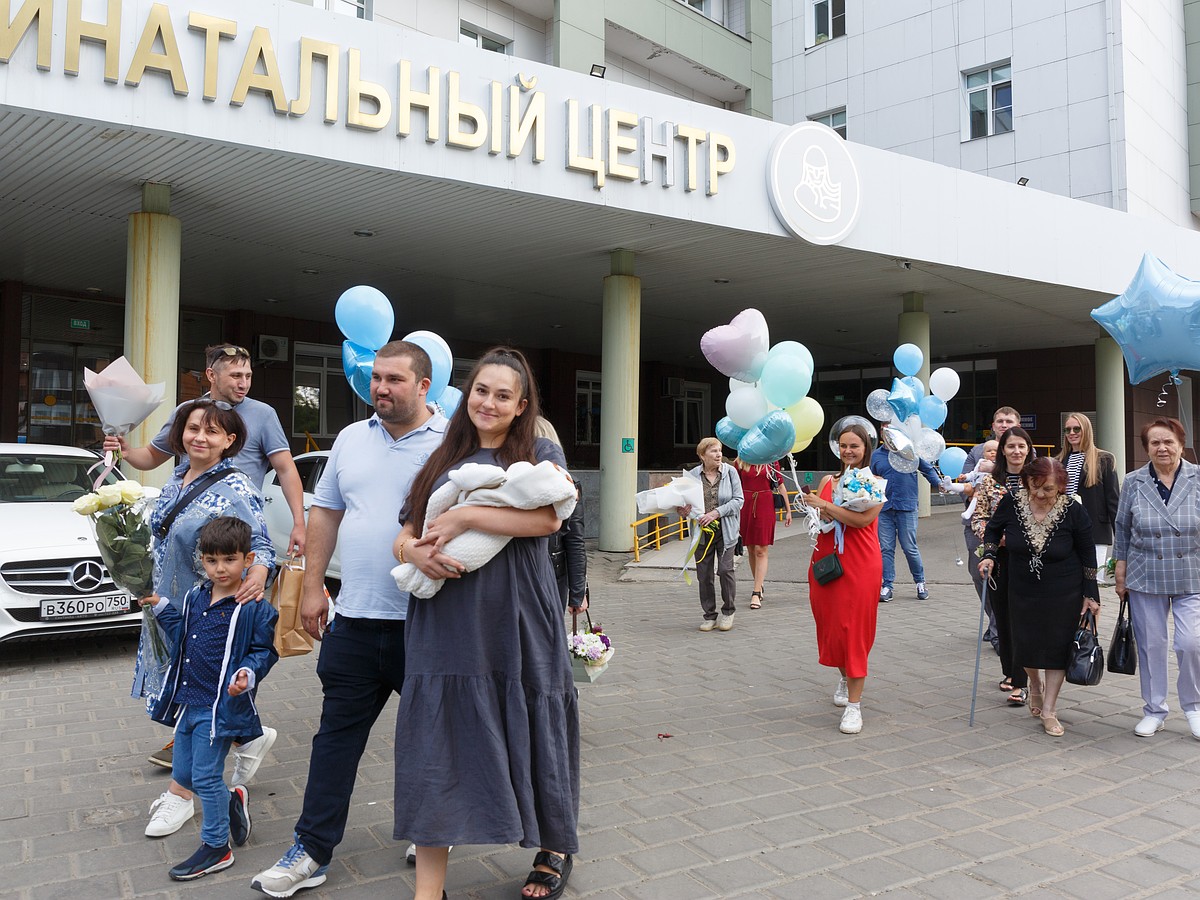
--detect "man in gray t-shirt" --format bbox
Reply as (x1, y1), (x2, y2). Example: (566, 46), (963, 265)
(109, 343), (306, 555)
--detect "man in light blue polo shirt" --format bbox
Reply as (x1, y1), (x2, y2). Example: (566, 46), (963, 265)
(251, 340), (446, 899)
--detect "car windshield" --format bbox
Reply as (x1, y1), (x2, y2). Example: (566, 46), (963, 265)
(0, 453), (115, 503)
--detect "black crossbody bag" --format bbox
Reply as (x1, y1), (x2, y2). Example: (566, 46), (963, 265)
(155, 467), (243, 539)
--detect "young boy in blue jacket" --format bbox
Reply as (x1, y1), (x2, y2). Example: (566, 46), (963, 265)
(144, 516), (279, 881)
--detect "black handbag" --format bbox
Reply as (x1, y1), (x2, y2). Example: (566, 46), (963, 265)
(1107, 593), (1137, 675)
(812, 552), (843, 585)
(768, 466), (786, 510)
(1066, 609), (1104, 686)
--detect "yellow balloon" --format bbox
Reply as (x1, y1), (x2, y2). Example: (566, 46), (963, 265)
(790, 434), (813, 453)
(786, 396), (824, 441)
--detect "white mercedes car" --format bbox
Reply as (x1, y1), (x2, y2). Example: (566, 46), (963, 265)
(261, 451), (342, 590)
(0, 443), (142, 645)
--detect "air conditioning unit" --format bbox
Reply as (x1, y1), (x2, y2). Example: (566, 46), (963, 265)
(257, 335), (289, 363)
(663, 376), (685, 398)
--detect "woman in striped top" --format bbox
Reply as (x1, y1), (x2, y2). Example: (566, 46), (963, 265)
(1056, 414), (1120, 565)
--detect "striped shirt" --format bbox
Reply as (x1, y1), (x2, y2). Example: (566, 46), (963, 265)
(1065, 452), (1085, 497)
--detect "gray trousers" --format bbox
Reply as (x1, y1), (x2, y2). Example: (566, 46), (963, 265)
(697, 537), (736, 619)
(1129, 590), (1200, 718)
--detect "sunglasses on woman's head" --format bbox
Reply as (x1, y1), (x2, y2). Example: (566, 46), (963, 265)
(1065, 426), (1082, 433)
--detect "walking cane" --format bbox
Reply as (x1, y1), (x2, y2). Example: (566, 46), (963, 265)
(969, 579), (989, 727)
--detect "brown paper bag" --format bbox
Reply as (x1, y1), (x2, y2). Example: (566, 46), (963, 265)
(270, 555), (314, 658)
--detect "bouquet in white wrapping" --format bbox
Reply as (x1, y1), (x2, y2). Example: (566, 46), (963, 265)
(391, 460), (578, 598)
(635, 476), (703, 517)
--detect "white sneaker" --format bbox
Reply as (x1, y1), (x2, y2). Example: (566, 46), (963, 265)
(232, 726), (278, 787)
(717, 613), (734, 631)
(146, 790), (194, 837)
(1134, 715), (1166, 737)
(699, 619), (717, 632)
(1185, 711), (1200, 739)
(839, 706), (863, 734)
(252, 837), (328, 897)
(833, 677), (849, 708)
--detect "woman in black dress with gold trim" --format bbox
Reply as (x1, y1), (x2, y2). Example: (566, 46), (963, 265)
(980, 457), (1100, 736)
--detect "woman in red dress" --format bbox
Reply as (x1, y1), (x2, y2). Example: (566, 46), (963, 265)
(736, 460), (792, 609)
(799, 423), (885, 735)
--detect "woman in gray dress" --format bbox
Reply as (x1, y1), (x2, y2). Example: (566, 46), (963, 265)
(392, 348), (578, 900)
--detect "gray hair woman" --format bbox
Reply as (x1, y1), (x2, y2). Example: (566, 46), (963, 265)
(679, 437), (744, 632)
(1113, 416), (1200, 740)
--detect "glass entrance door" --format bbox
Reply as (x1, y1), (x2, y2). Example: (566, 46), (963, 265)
(27, 342), (122, 450)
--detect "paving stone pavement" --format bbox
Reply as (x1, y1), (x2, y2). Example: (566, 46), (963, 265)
(4, 506), (1200, 899)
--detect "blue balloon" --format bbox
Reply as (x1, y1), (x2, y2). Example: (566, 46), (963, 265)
(1091, 253), (1200, 383)
(918, 395), (947, 429)
(900, 375), (925, 397)
(887, 378), (920, 422)
(759, 353), (812, 408)
(715, 416), (749, 449)
(432, 385), (462, 418)
(335, 285), (394, 352)
(342, 340), (375, 404)
(938, 446), (968, 480)
(736, 410), (796, 465)
(767, 340), (815, 375)
(893, 343), (923, 377)
(403, 329), (452, 401)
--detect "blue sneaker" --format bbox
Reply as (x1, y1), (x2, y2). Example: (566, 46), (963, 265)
(229, 785), (250, 847)
(879, 586), (893, 603)
(251, 836), (329, 897)
(916, 582), (930, 601)
(169, 842), (234, 881)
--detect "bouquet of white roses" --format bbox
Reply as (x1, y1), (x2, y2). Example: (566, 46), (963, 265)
(837, 467), (887, 511)
(73, 479), (168, 698)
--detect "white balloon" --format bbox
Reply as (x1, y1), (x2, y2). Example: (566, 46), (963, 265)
(915, 429), (947, 463)
(866, 388), (894, 422)
(929, 367), (961, 401)
(726, 386), (768, 429)
(888, 451), (920, 474)
(729, 377), (756, 392)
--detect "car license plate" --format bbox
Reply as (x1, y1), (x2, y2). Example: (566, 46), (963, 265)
(40, 593), (133, 621)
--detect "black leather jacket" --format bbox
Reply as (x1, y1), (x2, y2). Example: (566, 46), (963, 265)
(549, 480), (587, 608)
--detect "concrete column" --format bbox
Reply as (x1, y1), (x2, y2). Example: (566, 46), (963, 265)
(897, 292), (932, 516)
(124, 183), (180, 488)
(1095, 336), (1127, 476)
(553, 0), (605, 76)
(598, 249), (640, 552)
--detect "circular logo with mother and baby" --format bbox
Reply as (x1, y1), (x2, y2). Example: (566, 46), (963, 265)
(767, 122), (861, 246)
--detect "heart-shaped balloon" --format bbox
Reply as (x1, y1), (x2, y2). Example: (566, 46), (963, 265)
(701, 308), (770, 382)
(715, 416), (749, 449)
(882, 424), (916, 460)
(736, 410), (796, 465)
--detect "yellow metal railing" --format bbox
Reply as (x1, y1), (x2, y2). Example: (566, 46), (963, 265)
(629, 489), (796, 562)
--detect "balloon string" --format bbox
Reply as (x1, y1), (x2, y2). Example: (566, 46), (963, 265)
(1158, 372), (1182, 408)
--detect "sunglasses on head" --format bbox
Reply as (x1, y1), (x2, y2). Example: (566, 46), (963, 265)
(194, 398), (233, 410)
(1065, 425), (1082, 433)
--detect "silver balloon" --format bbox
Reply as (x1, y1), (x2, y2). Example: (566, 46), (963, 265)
(827, 415), (878, 456)
(865, 388), (894, 422)
(914, 428), (947, 464)
(881, 425), (916, 460)
(888, 450), (920, 473)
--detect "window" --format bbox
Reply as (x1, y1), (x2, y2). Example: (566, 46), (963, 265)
(328, 0), (369, 20)
(674, 383), (710, 448)
(965, 63), (1012, 139)
(809, 0), (845, 46)
(292, 343), (360, 440)
(809, 108), (847, 139)
(575, 372), (602, 446)
(460, 25), (509, 54)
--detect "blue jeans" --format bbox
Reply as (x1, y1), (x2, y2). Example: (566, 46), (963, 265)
(877, 507), (924, 588)
(173, 704), (234, 848)
(295, 616), (406, 866)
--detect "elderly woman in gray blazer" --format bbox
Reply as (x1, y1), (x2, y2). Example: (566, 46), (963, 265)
(680, 437), (744, 632)
(1113, 416), (1200, 740)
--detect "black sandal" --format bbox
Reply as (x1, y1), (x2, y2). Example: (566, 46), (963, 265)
(522, 851), (572, 900)
(1006, 688), (1028, 706)
(749, 591), (763, 610)
(998, 678), (1014, 693)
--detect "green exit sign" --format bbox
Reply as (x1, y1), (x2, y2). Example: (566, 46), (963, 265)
(69, 318), (91, 330)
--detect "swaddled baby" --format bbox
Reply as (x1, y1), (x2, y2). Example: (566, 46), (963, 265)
(391, 460), (578, 598)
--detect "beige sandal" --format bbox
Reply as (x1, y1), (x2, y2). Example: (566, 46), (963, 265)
(1028, 690), (1043, 718)
(1041, 714), (1064, 736)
